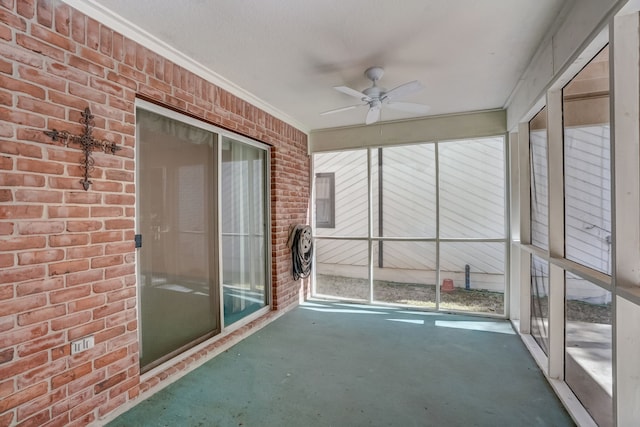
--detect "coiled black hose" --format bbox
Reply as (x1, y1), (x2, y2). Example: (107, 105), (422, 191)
(287, 225), (313, 280)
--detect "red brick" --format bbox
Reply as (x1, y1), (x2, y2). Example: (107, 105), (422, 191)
(0, 189), (11, 201)
(16, 33), (64, 62)
(66, 220), (102, 233)
(54, 2), (71, 36)
(16, 96), (65, 119)
(91, 180), (123, 192)
(70, 8), (85, 44)
(18, 249), (64, 265)
(67, 368), (105, 396)
(0, 413), (13, 427)
(0, 42), (43, 68)
(64, 192), (102, 204)
(50, 286), (91, 305)
(104, 242), (132, 255)
(105, 264), (135, 279)
(70, 393), (106, 421)
(0, 347), (13, 364)
(15, 189), (63, 203)
(104, 219), (134, 230)
(93, 301), (124, 320)
(48, 90), (87, 110)
(17, 409), (51, 426)
(17, 304), (66, 326)
(68, 295), (105, 314)
(0, 265), (46, 284)
(17, 221), (65, 235)
(0, 293), (46, 317)
(0, 352), (48, 382)
(104, 193), (134, 205)
(94, 325), (125, 344)
(0, 282), (14, 300)
(2, 323), (48, 348)
(0, 382), (48, 413)
(45, 174), (85, 190)
(0, 221), (13, 235)
(16, 331), (65, 357)
(94, 371), (126, 395)
(0, 379), (15, 400)
(0, 75), (45, 99)
(0, 140), (43, 158)
(91, 255), (123, 269)
(66, 245), (103, 260)
(91, 207), (123, 218)
(65, 269), (103, 287)
(49, 233), (89, 247)
(51, 362), (91, 389)
(31, 23), (73, 53)
(0, 236), (45, 251)
(0, 253), (14, 268)
(67, 54), (104, 78)
(90, 231), (122, 244)
(18, 65), (66, 92)
(36, 0), (53, 27)
(17, 158), (64, 175)
(50, 310), (91, 330)
(17, 0), (35, 19)
(49, 259), (89, 276)
(0, 107), (45, 128)
(67, 319), (104, 341)
(17, 358), (65, 390)
(46, 62), (86, 86)
(68, 82), (106, 104)
(0, 172), (45, 187)
(16, 387), (65, 423)
(0, 205), (44, 220)
(0, 155), (12, 169)
(16, 277), (64, 297)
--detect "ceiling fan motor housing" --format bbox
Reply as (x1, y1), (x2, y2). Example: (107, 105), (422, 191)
(365, 66), (385, 82)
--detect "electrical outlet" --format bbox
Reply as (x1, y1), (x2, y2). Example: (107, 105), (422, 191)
(71, 336), (94, 355)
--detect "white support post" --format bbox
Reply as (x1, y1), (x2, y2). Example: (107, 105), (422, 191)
(517, 124), (531, 332)
(509, 131), (521, 321)
(613, 11), (640, 425)
(546, 89), (565, 380)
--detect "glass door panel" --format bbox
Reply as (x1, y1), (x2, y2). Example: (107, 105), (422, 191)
(221, 137), (268, 326)
(137, 109), (219, 371)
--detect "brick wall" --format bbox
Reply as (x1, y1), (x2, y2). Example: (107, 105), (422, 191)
(0, 0), (310, 425)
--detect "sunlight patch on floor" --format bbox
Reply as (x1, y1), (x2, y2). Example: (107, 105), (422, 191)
(435, 320), (515, 334)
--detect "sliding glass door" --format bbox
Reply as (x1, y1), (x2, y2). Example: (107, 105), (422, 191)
(137, 109), (219, 371)
(136, 106), (270, 371)
(221, 137), (269, 326)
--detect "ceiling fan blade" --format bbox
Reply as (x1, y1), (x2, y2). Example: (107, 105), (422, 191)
(365, 105), (381, 125)
(386, 102), (430, 114)
(334, 86), (371, 101)
(320, 104), (362, 115)
(383, 80), (424, 101)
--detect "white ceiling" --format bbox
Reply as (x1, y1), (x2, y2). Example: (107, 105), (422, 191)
(85, 0), (567, 132)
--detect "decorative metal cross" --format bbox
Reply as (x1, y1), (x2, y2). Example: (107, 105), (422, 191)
(44, 107), (121, 190)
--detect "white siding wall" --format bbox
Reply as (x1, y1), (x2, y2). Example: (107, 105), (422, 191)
(314, 138), (506, 292)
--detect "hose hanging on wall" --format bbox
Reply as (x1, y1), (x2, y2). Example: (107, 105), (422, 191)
(287, 224), (313, 280)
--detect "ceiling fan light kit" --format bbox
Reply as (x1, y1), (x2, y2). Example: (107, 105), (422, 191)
(321, 66), (430, 125)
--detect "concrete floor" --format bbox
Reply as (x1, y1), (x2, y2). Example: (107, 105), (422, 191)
(107, 300), (574, 426)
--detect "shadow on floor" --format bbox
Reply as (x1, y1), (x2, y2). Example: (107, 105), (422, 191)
(107, 300), (574, 427)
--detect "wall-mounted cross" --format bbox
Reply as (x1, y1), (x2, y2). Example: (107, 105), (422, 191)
(43, 107), (121, 190)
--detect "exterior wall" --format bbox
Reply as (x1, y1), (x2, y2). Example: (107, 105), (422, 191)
(0, 1), (309, 425)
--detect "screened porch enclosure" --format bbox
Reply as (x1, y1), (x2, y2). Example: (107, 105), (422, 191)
(313, 137), (507, 314)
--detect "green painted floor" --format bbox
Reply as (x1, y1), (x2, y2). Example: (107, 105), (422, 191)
(107, 300), (574, 427)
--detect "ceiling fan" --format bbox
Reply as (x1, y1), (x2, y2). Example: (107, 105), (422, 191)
(321, 66), (430, 125)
